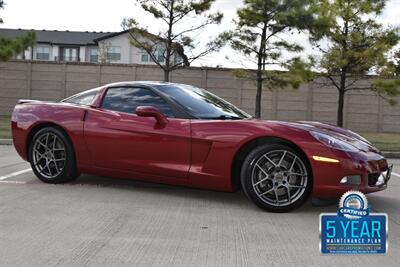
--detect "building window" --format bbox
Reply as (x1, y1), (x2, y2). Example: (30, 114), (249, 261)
(141, 50), (164, 63)
(107, 46), (121, 61)
(36, 47), (50, 60)
(158, 50), (165, 63)
(61, 47), (79, 62)
(90, 48), (98, 63)
(141, 53), (149, 62)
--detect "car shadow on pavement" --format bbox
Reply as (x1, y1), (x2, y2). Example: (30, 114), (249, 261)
(64, 174), (339, 214)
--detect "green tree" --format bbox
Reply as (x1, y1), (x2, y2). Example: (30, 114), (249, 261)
(226, 0), (315, 118)
(310, 0), (400, 127)
(390, 50), (400, 77)
(123, 0), (224, 82)
(0, 1), (35, 61)
(371, 49), (400, 106)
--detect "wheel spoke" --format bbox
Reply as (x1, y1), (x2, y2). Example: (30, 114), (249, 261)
(45, 133), (50, 148)
(34, 158), (46, 167)
(253, 175), (271, 186)
(37, 140), (47, 149)
(46, 162), (52, 176)
(274, 189), (279, 205)
(259, 188), (274, 197)
(286, 186), (291, 203)
(277, 151), (287, 167)
(38, 161), (49, 174)
(263, 155), (277, 167)
(288, 172), (306, 177)
(34, 149), (45, 159)
(289, 156), (297, 172)
(255, 163), (269, 176)
(53, 135), (57, 150)
(53, 160), (60, 173)
(288, 184), (306, 189)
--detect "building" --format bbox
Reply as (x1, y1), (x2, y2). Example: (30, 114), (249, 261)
(0, 28), (183, 65)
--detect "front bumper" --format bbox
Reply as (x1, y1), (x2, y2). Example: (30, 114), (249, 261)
(366, 165), (392, 187)
(311, 150), (392, 198)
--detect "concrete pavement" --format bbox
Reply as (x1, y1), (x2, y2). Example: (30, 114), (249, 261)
(0, 145), (399, 266)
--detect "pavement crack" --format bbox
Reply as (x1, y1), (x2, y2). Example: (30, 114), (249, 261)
(52, 212), (129, 267)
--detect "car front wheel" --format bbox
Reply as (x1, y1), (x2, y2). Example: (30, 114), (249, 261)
(241, 143), (312, 212)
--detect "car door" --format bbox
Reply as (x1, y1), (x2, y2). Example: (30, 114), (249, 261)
(83, 86), (191, 179)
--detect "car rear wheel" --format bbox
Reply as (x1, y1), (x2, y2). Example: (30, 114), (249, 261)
(241, 143), (312, 212)
(29, 127), (78, 183)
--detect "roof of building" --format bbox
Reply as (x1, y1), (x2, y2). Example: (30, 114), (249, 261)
(0, 28), (117, 45)
(0, 28), (189, 65)
(93, 30), (130, 42)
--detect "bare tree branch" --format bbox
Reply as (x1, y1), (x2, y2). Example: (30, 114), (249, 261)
(324, 75), (341, 91)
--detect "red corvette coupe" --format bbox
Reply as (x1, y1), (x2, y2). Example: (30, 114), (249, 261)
(11, 82), (392, 212)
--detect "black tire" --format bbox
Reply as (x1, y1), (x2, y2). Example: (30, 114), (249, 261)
(29, 126), (79, 183)
(241, 143), (312, 212)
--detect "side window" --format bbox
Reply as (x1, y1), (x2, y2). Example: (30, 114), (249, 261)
(101, 87), (174, 117)
(63, 90), (97, 106)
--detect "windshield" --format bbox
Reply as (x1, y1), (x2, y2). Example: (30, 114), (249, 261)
(157, 84), (251, 120)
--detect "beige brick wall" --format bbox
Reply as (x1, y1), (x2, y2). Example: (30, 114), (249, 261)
(1, 60), (399, 132)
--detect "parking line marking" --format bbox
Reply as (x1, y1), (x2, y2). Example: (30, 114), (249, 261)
(0, 168), (32, 181)
(0, 180), (27, 184)
(392, 172), (400, 178)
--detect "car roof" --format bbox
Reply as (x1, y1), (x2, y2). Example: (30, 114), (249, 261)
(104, 81), (194, 90)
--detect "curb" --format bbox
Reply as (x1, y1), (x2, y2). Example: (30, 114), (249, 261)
(382, 152), (400, 159)
(0, 139), (12, 145)
(0, 138), (399, 158)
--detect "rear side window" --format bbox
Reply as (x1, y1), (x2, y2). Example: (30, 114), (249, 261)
(63, 90), (97, 106)
(101, 87), (174, 117)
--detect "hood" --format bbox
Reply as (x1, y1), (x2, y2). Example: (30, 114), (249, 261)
(272, 120), (380, 153)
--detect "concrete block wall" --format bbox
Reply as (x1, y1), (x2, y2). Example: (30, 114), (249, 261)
(0, 60), (399, 132)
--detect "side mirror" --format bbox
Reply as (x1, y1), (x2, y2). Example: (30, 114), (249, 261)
(136, 106), (169, 126)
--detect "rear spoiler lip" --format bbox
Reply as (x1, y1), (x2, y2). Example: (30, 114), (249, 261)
(17, 99), (45, 104)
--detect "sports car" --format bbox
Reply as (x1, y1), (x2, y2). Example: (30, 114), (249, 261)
(11, 81), (392, 212)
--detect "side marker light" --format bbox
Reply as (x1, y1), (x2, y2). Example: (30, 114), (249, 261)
(312, 156), (340, 163)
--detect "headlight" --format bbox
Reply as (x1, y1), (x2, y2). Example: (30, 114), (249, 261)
(310, 131), (358, 152)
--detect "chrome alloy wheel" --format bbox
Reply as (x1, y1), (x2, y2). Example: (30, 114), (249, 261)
(32, 132), (66, 179)
(251, 150), (308, 207)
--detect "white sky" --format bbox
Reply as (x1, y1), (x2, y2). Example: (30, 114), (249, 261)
(1, 0), (399, 68)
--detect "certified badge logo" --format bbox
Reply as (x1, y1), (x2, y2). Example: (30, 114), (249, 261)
(320, 191), (388, 254)
(338, 191), (369, 219)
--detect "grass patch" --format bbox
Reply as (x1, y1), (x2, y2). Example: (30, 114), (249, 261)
(361, 132), (400, 152)
(0, 116), (11, 139)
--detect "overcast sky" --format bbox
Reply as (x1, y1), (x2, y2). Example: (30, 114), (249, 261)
(1, 0), (399, 68)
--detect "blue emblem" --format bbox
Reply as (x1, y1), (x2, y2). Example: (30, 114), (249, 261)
(338, 190), (369, 219)
(320, 191), (388, 254)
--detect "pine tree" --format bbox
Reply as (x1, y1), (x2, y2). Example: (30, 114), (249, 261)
(226, 0), (315, 118)
(123, 0), (224, 82)
(310, 0), (400, 127)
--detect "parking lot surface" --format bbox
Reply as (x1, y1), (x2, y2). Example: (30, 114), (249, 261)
(0, 145), (399, 266)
